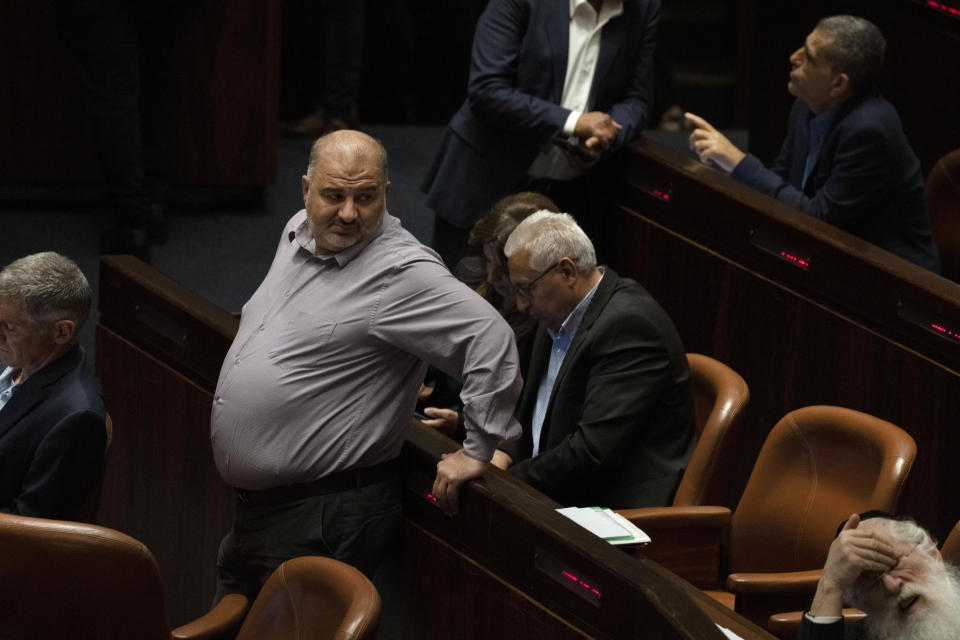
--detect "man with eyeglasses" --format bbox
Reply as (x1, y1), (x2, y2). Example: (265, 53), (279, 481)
(800, 512), (960, 640)
(491, 211), (695, 508)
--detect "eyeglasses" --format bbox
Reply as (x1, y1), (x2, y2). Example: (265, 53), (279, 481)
(512, 262), (560, 300)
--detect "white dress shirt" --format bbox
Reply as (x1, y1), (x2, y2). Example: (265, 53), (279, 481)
(528, 0), (624, 180)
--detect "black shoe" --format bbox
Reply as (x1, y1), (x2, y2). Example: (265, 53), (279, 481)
(100, 228), (151, 264)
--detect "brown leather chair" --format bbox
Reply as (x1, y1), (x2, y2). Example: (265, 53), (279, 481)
(927, 148), (960, 281)
(75, 411), (113, 523)
(227, 557), (381, 640)
(767, 517), (960, 639)
(628, 354), (750, 588)
(678, 353), (750, 508)
(0, 512), (247, 640)
(618, 405), (916, 628)
(0, 512), (381, 640)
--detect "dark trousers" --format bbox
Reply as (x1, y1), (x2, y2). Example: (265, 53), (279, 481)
(215, 473), (402, 602)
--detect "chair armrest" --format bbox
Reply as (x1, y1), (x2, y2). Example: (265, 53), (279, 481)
(767, 608), (866, 640)
(615, 506), (731, 590)
(616, 505), (732, 529)
(171, 593), (249, 640)
(726, 569), (822, 596)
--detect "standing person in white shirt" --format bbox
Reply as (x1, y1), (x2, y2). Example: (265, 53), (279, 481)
(422, 0), (659, 268)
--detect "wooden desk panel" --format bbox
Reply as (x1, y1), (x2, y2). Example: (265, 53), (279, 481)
(94, 255), (775, 638)
(609, 138), (960, 538)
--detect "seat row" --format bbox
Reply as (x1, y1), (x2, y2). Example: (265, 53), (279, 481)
(619, 353), (918, 638)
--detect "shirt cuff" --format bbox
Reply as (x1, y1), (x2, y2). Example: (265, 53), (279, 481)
(562, 111), (581, 137)
(804, 611), (843, 625)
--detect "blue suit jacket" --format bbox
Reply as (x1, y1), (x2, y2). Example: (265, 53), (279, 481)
(422, 0), (659, 228)
(0, 345), (106, 519)
(732, 90), (939, 272)
(502, 269), (695, 509)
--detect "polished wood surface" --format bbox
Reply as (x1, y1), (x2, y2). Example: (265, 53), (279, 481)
(94, 255), (775, 637)
(609, 137), (960, 540)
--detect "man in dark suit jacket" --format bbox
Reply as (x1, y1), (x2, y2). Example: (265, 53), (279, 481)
(422, 0), (659, 266)
(685, 15), (939, 272)
(0, 252), (106, 520)
(798, 512), (960, 640)
(495, 211), (694, 508)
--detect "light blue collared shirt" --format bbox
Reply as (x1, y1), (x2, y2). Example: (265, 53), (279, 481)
(531, 272), (604, 456)
(0, 367), (18, 412)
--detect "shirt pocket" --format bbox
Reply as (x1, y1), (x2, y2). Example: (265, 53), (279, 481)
(267, 311), (338, 370)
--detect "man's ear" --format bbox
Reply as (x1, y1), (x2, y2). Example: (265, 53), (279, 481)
(558, 257), (578, 282)
(301, 175), (311, 203)
(51, 319), (76, 345)
(384, 179), (391, 196)
(831, 72), (851, 98)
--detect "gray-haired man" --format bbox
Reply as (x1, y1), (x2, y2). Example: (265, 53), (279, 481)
(800, 512), (960, 640)
(496, 211), (694, 508)
(0, 252), (106, 519)
(686, 15), (938, 272)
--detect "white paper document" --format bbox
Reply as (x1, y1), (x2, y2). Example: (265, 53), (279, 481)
(556, 506), (651, 545)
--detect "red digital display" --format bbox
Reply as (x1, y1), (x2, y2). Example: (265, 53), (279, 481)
(651, 188), (671, 202)
(779, 251), (810, 270)
(930, 323), (960, 343)
(925, 0), (960, 19)
(534, 547), (602, 606)
(561, 570), (603, 597)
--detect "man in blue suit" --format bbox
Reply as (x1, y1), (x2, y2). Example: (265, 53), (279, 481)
(0, 253), (106, 520)
(422, 0), (659, 267)
(685, 15), (939, 273)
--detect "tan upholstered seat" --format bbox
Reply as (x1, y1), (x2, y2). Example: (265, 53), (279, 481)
(232, 557), (381, 640)
(927, 148), (960, 281)
(767, 517), (960, 639)
(677, 353), (750, 508)
(618, 405), (916, 627)
(0, 512), (381, 640)
(0, 512), (247, 640)
(620, 354), (749, 588)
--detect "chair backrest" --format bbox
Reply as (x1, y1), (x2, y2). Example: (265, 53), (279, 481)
(940, 519), (960, 566)
(0, 512), (170, 640)
(673, 354), (750, 507)
(75, 412), (113, 523)
(729, 406), (916, 574)
(237, 556), (381, 640)
(927, 148), (960, 281)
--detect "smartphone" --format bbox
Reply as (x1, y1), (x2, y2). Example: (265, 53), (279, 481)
(554, 136), (596, 162)
(414, 409), (430, 420)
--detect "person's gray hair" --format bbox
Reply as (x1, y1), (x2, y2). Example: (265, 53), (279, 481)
(843, 517), (937, 609)
(503, 211), (597, 273)
(0, 252), (91, 328)
(815, 15), (886, 95)
(306, 130), (389, 180)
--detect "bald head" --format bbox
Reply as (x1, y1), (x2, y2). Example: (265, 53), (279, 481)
(307, 130), (388, 181)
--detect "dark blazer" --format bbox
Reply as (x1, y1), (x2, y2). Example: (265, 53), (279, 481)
(797, 615), (863, 640)
(504, 268), (695, 509)
(0, 344), (106, 519)
(731, 90), (939, 272)
(422, 0), (659, 228)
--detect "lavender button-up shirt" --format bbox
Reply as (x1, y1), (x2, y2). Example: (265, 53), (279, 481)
(212, 211), (522, 490)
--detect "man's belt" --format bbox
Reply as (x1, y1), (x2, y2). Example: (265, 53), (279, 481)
(235, 458), (401, 506)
